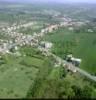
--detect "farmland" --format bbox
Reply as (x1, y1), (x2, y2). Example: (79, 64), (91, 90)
(0, 46), (54, 98)
(43, 27), (96, 75)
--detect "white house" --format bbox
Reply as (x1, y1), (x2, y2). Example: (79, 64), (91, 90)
(45, 42), (52, 49)
(71, 57), (82, 66)
(14, 46), (18, 50)
(68, 27), (74, 31)
(66, 54), (82, 67)
(41, 29), (45, 33)
(88, 29), (93, 33)
(71, 57), (82, 63)
(40, 41), (53, 50)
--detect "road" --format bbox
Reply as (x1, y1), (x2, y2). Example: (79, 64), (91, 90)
(4, 22), (96, 82)
(45, 50), (96, 82)
(8, 42), (96, 82)
(76, 67), (96, 82)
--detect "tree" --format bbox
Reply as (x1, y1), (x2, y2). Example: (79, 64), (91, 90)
(59, 67), (67, 78)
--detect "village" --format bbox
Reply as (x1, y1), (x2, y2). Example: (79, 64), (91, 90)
(0, 16), (86, 54)
(0, 1), (96, 98)
(0, 15), (96, 82)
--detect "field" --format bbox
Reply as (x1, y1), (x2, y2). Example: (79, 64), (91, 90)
(0, 46), (53, 98)
(43, 28), (96, 75)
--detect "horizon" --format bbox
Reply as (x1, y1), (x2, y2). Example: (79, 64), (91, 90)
(1, 0), (96, 4)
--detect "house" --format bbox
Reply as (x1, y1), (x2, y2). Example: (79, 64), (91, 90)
(41, 29), (45, 33)
(45, 42), (52, 49)
(68, 27), (74, 31)
(14, 46), (18, 50)
(66, 54), (73, 62)
(40, 41), (53, 50)
(88, 29), (93, 33)
(66, 54), (82, 67)
(71, 57), (82, 67)
(64, 63), (77, 73)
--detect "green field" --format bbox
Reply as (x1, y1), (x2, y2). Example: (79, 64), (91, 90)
(43, 28), (96, 75)
(0, 46), (53, 98)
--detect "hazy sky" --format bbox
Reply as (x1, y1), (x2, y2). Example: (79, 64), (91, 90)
(2, 0), (96, 3)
